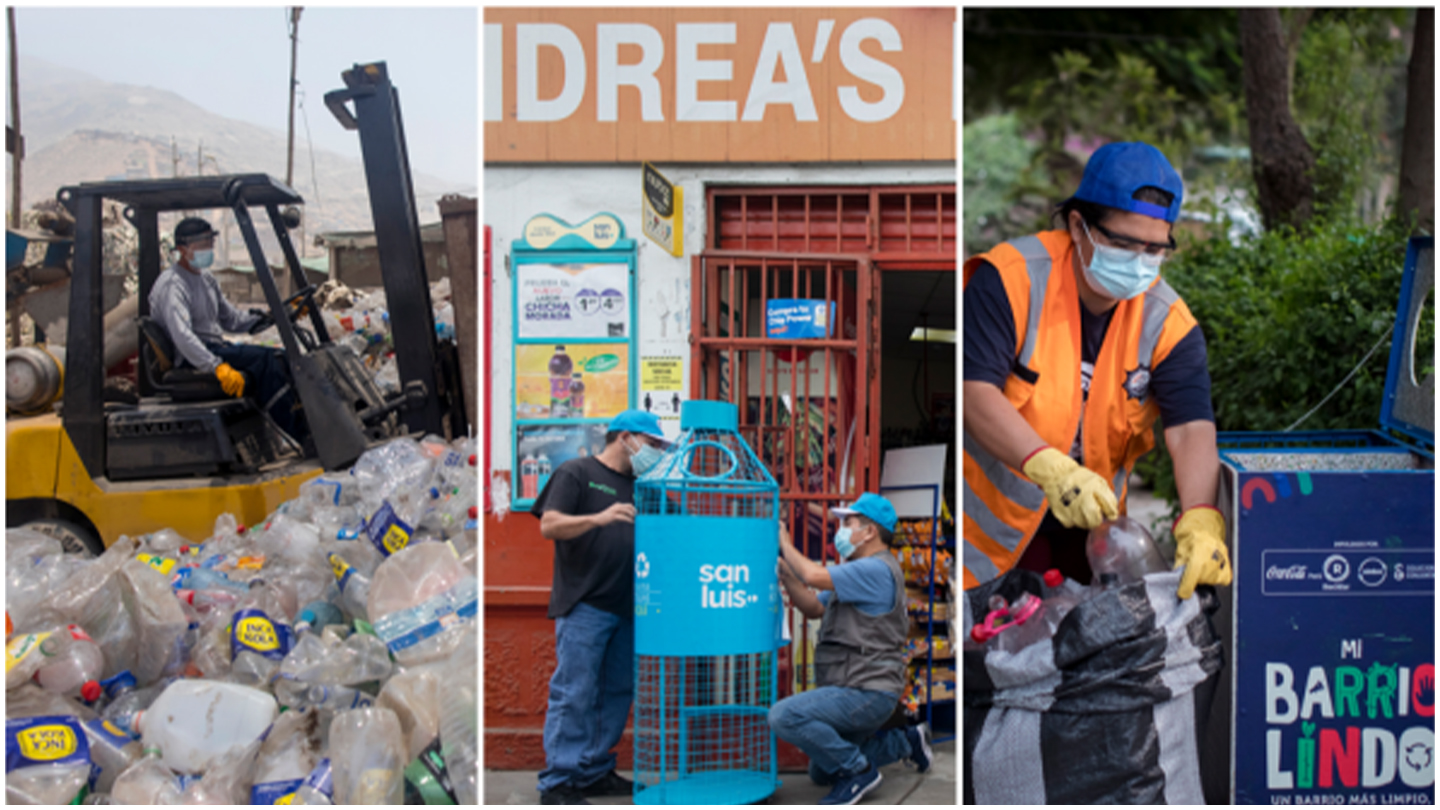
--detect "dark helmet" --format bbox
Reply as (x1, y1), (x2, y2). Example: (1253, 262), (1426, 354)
(174, 217), (217, 246)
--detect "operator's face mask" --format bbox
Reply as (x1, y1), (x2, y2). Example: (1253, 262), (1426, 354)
(1080, 221), (1163, 300)
(834, 521), (869, 560)
(627, 436), (663, 476)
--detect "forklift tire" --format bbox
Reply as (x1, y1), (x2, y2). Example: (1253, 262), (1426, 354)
(20, 519), (102, 558)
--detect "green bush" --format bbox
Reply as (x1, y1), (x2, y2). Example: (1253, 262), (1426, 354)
(1135, 216), (1430, 505)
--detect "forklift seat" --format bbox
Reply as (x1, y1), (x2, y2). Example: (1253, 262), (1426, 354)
(138, 316), (245, 403)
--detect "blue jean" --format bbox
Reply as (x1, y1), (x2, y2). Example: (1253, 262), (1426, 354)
(768, 685), (910, 779)
(204, 341), (305, 441)
(538, 601), (635, 793)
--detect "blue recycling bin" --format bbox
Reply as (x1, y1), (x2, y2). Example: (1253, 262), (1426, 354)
(632, 400), (783, 805)
(1219, 237), (1435, 804)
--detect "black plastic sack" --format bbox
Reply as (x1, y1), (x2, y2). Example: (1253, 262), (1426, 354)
(962, 568), (1222, 804)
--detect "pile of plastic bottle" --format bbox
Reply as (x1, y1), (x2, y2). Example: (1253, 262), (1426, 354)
(4, 434), (479, 805)
(967, 516), (1171, 654)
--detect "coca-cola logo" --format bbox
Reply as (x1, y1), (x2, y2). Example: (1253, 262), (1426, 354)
(1266, 564), (1309, 580)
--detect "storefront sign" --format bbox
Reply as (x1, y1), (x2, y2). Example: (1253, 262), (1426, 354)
(521, 212), (623, 251)
(641, 356), (685, 420)
(485, 7), (955, 162)
(515, 423), (609, 501)
(642, 163), (683, 257)
(516, 262), (631, 339)
(515, 343), (630, 421)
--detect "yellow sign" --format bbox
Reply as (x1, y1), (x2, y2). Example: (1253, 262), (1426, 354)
(522, 213), (623, 251)
(235, 616), (280, 653)
(16, 724), (79, 761)
(642, 357), (683, 389)
(642, 163), (684, 257)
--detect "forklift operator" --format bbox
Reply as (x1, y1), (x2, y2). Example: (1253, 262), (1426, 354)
(149, 216), (305, 441)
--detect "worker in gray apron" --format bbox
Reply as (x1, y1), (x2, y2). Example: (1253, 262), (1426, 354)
(773, 493), (933, 805)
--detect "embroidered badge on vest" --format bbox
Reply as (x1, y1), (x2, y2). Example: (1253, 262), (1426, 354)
(1123, 366), (1152, 400)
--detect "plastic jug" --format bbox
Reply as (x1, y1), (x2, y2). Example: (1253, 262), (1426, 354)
(1087, 516), (1168, 588)
(137, 679), (278, 773)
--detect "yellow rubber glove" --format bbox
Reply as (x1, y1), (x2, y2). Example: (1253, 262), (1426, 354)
(1021, 447), (1119, 529)
(1173, 505), (1231, 599)
(214, 363), (245, 398)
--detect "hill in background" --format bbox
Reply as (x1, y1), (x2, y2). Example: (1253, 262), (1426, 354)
(14, 55), (475, 260)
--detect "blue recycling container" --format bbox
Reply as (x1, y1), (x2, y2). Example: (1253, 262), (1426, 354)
(1218, 237), (1435, 804)
(633, 400), (783, 805)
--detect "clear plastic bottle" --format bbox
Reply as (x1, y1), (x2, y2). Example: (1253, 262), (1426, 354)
(328, 552), (372, 622)
(80, 715), (143, 794)
(34, 625), (105, 701)
(991, 592), (1053, 654)
(1040, 569), (1088, 632)
(296, 600), (346, 636)
(228, 581), (295, 688)
(329, 707), (406, 804)
(137, 680), (278, 774)
(250, 708), (325, 804)
(438, 632), (478, 804)
(1086, 516), (1168, 588)
(108, 745), (183, 805)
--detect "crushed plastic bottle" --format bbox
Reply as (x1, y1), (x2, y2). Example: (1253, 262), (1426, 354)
(5, 433), (477, 804)
(329, 707), (406, 804)
(1087, 516), (1169, 588)
(5, 715), (94, 804)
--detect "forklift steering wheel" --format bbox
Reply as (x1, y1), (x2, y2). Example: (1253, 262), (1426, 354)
(283, 285), (318, 324)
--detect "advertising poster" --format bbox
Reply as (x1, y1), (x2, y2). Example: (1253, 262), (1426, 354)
(515, 344), (630, 420)
(515, 423), (610, 502)
(517, 262), (630, 339)
(1228, 465), (1435, 805)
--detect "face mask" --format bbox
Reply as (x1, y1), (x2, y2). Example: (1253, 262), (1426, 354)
(628, 438), (663, 477)
(834, 526), (857, 560)
(1080, 221), (1162, 300)
(189, 249), (215, 270)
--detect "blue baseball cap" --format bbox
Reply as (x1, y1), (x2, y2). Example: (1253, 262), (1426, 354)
(608, 409), (669, 445)
(830, 493), (897, 533)
(1072, 142), (1184, 223)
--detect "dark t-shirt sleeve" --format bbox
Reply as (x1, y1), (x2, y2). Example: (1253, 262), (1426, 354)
(1150, 326), (1215, 427)
(963, 261), (1017, 388)
(531, 464), (581, 518)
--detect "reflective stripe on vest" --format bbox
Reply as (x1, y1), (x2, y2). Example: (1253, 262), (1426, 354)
(1135, 280), (1180, 389)
(1010, 235), (1052, 368)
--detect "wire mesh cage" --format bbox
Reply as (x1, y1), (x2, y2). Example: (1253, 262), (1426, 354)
(633, 400), (781, 805)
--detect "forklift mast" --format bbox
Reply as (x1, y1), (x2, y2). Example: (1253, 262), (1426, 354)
(325, 61), (456, 438)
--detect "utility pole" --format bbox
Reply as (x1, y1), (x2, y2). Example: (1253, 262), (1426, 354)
(286, 7), (302, 188)
(8, 8), (22, 229)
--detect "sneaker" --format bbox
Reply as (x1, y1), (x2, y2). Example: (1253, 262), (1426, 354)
(540, 783), (592, 804)
(818, 764), (882, 805)
(906, 722), (934, 773)
(579, 769), (634, 797)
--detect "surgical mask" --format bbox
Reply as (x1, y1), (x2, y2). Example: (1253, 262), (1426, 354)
(834, 527), (857, 560)
(628, 438), (663, 477)
(189, 249), (215, 270)
(1080, 222), (1162, 300)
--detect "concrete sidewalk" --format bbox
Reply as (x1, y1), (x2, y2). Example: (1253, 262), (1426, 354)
(484, 739), (957, 805)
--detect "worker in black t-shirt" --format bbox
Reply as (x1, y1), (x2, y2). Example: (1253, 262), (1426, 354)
(530, 409), (669, 805)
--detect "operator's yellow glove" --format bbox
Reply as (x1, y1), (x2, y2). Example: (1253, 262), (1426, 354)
(214, 363), (245, 398)
(1173, 505), (1231, 599)
(1021, 447), (1119, 529)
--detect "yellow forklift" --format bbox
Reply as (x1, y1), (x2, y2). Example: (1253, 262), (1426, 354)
(7, 62), (467, 555)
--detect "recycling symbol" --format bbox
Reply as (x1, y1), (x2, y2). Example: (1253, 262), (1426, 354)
(635, 552), (651, 579)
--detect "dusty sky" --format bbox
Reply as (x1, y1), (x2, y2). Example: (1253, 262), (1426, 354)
(13, 6), (478, 186)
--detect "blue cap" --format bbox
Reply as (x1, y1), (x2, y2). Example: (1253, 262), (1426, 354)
(1073, 142), (1184, 223)
(830, 493), (897, 532)
(608, 409), (669, 445)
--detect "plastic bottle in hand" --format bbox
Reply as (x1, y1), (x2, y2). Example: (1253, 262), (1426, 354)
(33, 625), (105, 701)
(1086, 516), (1168, 588)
